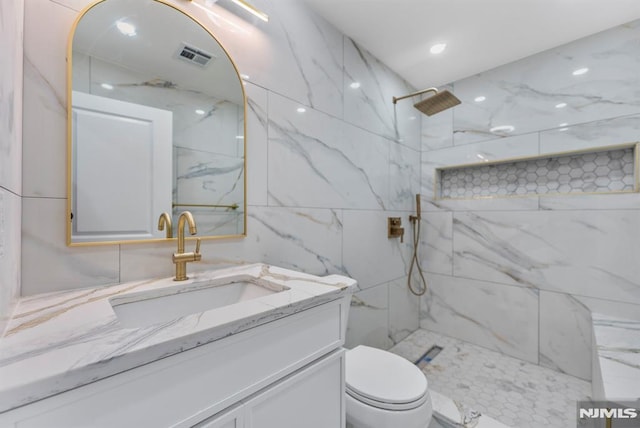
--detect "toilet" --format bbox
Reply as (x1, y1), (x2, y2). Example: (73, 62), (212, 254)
(345, 345), (433, 428)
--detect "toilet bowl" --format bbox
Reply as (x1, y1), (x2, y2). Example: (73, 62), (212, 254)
(345, 345), (433, 428)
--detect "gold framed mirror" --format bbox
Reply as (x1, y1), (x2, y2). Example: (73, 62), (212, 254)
(66, 0), (246, 246)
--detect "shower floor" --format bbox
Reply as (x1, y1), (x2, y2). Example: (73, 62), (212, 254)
(390, 329), (592, 428)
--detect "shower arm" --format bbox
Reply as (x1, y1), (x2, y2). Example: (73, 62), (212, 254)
(392, 88), (438, 104)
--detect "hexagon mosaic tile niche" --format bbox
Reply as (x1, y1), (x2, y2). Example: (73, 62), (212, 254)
(438, 146), (637, 199)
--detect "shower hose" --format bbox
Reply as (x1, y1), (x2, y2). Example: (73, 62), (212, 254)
(408, 215), (428, 296)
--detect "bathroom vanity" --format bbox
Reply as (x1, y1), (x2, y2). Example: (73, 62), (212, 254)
(0, 264), (356, 427)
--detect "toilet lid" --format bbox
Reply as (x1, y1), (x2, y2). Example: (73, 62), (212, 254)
(345, 345), (428, 405)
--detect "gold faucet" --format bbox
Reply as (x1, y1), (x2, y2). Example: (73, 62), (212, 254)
(172, 211), (201, 281)
(157, 212), (173, 238)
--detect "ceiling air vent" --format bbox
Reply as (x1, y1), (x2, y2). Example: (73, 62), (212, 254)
(176, 43), (215, 67)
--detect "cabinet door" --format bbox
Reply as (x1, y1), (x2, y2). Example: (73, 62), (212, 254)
(192, 404), (244, 428)
(245, 350), (345, 428)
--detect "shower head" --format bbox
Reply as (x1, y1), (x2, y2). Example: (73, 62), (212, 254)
(393, 87), (461, 116)
(413, 90), (461, 116)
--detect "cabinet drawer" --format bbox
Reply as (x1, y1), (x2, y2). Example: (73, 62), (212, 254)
(0, 298), (348, 428)
(194, 349), (345, 428)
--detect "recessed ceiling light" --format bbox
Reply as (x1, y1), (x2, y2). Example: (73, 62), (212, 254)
(489, 125), (515, 133)
(430, 43), (446, 55)
(240, 74), (250, 80)
(116, 21), (137, 37)
(558, 122), (568, 127)
(101, 83), (114, 90)
(474, 96), (486, 103)
(236, 135), (244, 139)
(408, 116), (417, 121)
(555, 102), (567, 109)
(559, 127), (569, 132)
(296, 107), (306, 113)
(572, 67), (589, 76)
(195, 109), (206, 115)
(349, 82), (361, 89)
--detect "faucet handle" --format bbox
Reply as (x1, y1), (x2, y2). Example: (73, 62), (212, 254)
(194, 238), (202, 261)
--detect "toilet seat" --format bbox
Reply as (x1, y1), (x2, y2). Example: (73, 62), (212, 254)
(345, 345), (429, 411)
(346, 387), (428, 411)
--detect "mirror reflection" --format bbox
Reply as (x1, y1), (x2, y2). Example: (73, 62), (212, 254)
(68, 0), (246, 245)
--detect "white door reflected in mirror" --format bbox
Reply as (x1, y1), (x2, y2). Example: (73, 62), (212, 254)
(72, 91), (172, 242)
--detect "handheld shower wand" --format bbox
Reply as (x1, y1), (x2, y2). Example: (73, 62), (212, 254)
(410, 194), (421, 222)
(408, 194), (427, 296)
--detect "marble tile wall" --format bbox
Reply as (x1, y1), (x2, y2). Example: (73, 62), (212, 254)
(419, 19), (640, 381)
(19, 0), (421, 348)
(0, 0), (24, 335)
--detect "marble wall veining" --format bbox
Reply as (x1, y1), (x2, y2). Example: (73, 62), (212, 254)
(0, 0), (24, 335)
(19, 0), (421, 348)
(419, 19), (640, 381)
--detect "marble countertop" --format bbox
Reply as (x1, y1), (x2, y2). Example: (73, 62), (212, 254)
(592, 313), (640, 400)
(0, 264), (356, 413)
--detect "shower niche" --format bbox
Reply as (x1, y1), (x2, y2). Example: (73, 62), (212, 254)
(435, 143), (639, 200)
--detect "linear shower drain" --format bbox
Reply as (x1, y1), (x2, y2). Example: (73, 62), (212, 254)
(415, 345), (443, 369)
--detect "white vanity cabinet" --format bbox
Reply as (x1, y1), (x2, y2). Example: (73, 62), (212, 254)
(197, 350), (344, 428)
(0, 297), (349, 428)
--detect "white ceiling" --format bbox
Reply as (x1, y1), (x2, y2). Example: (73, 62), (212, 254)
(303, 0), (640, 89)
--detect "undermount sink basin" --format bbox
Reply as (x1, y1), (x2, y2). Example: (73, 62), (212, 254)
(110, 276), (288, 329)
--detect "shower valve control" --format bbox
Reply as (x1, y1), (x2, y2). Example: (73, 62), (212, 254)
(388, 217), (404, 243)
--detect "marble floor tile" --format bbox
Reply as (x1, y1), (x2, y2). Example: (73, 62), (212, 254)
(391, 329), (591, 428)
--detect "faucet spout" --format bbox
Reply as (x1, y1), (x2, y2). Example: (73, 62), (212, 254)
(177, 211), (197, 254)
(173, 211), (201, 281)
(157, 212), (173, 238)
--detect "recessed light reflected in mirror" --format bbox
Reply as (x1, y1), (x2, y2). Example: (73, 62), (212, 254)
(474, 96), (486, 102)
(101, 83), (114, 90)
(116, 21), (137, 37)
(430, 43), (446, 54)
(195, 109), (206, 115)
(409, 116), (417, 121)
(572, 67), (589, 76)
(236, 135), (244, 139)
(296, 107), (306, 113)
(555, 102), (567, 109)
(349, 82), (361, 89)
(489, 125), (515, 133)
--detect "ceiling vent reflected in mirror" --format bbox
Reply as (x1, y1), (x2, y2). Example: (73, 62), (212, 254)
(176, 43), (215, 67)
